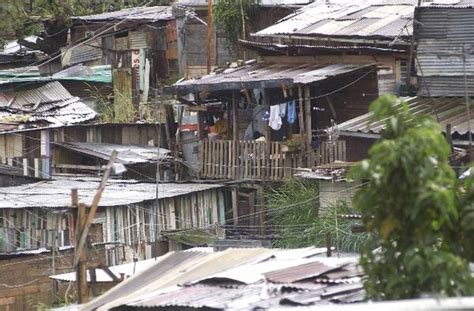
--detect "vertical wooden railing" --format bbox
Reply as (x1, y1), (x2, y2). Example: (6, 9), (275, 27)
(199, 140), (346, 180)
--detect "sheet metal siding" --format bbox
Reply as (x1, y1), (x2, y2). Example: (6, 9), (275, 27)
(169, 63), (373, 94)
(337, 96), (473, 135)
(129, 29), (148, 50)
(417, 8), (474, 96)
(254, 2), (414, 41)
(69, 44), (103, 66)
(73, 6), (173, 23)
(0, 178), (226, 209)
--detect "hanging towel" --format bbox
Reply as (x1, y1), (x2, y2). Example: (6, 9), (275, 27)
(269, 105), (282, 130)
(287, 100), (296, 124)
(279, 103), (287, 118)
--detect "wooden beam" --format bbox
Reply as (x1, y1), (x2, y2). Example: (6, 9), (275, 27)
(304, 86), (313, 167)
(74, 150), (118, 268)
(232, 187), (239, 227)
(297, 86), (305, 166)
(207, 0), (213, 74)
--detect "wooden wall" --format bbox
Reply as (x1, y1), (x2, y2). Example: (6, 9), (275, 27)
(260, 54), (404, 95)
(104, 188), (228, 255)
(0, 245), (124, 311)
(0, 188), (228, 255)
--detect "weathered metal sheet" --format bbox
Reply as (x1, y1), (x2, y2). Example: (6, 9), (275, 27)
(129, 29), (148, 50)
(337, 96), (474, 136)
(264, 261), (340, 283)
(416, 7), (474, 96)
(167, 63), (374, 95)
(0, 82), (97, 131)
(0, 177), (226, 209)
(58, 142), (172, 164)
(68, 43), (102, 66)
(73, 6), (173, 23)
(254, 2), (415, 41)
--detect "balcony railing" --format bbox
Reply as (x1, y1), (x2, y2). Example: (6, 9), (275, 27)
(198, 140), (346, 181)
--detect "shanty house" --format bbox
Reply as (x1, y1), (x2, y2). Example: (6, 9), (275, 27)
(0, 121), (184, 182)
(335, 2), (474, 162)
(166, 61), (378, 181)
(245, 1), (417, 95)
(0, 177), (229, 256)
(173, 0), (314, 78)
(416, 2), (474, 96)
(65, 6), (178, 116)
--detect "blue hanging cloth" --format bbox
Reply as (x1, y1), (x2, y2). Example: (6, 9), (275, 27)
(262, 109), (270, 121)
(287, 100), (296, 124)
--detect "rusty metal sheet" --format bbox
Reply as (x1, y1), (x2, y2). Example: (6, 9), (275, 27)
(264, 261), (341, 283)
(337, 96), (474, 136)
(73, 6), (173, 23)
(167, 63), (374, 95)
(254, 2), (415, 41)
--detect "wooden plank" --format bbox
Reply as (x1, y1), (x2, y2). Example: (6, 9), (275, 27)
(198, 140), (204, 177)
(297, 86), (305, 167)
(304, 86), (312, 167)
(342, 140), (346, 161)
(53, 164), (101, 170)
(22, 158), (28, 176)
(231, 188), (238, 226)
(211, 140), (215, 178)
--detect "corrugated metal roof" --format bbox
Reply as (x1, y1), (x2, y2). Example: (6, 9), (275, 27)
(167, 62), (374, 94)
(419, 0), (474, 8)
(58, 142), (172, 164)
(50, 257), (160, 282)
(68, 43), (102, 66)
(73, 6), (173, 23)
(416, 6), (474, 96)
(85, 248), (274, 310)
(0, 65), (112, 85)
(113, 249), (361, 310)
(0, 82), (97, 132)
(336, 96), (473, 136)
(0, 177), (226, 209)
(176, 0), (312, 7)
(264, 261), (343, 283)
(253, 2), (415, 41)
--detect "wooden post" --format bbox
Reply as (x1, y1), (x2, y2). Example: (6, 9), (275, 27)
(34, 158), (40, 178)
(446, 124), (453, 152)
(71, 189), (88, 304)
(263, 89), (271, 180)
(40, 129), (51, 178)
(304, 87), (313, 167)
(76, 203), (89, 304)
(297, 86), (305, 167)
(207, 0), (213, 74)
(22, 158), (28, 176)
(74, 150), (118, 268)
(232, 92), (239, 178)
(232, 187), (239, 227)
(326, 232), (332, 257)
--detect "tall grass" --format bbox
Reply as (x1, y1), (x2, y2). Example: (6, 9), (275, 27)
(266, 178), (368, 253)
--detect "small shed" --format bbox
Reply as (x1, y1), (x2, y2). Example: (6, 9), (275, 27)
(296, 162), (357, 215)
(0, 177), (230, 256)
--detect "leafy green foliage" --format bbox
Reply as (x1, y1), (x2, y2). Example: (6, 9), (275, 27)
(351, 95), (474, 300)
(0, 0), (166, 40)
(214, 0), (259, 52)
(267, 179), (367, 253)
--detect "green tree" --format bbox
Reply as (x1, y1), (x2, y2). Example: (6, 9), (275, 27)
(0, 0), (165, 41)
(351, 95), (474, 300)
(214, 0), (259, 52)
